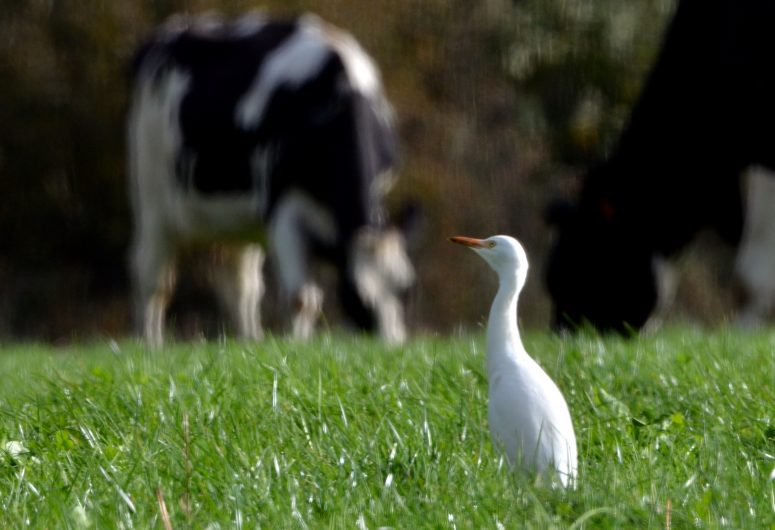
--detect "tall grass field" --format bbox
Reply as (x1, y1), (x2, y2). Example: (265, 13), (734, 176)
(1, 329), (773, 528)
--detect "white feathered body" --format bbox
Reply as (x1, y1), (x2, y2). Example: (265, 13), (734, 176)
(487, 352), (577, 486)
(479, 236), (578, 487)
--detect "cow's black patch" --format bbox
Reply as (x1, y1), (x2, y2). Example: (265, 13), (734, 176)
(264, 85), (397, 235)
(168, 21), (298, 194)
(546, 0), (775, 333)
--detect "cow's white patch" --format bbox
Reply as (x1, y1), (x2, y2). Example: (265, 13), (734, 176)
(314, 15), (380, 99)
(235, 23), (331, 129)
(314, 15), (394, 126)
(735, 166), (775, 326)
(231, 11), (268, 38)
(155, 14), (190, 41)
(189, 11), (225, 36)
(130, 66), (264, 241)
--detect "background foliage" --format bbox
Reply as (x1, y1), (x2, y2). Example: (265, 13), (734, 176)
(2, 0), (735, 341)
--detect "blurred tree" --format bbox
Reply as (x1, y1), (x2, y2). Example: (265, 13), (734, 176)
(499, 0), (676, 166)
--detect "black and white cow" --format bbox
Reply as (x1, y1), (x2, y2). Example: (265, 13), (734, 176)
(128, 12), (415, 346)
(545, 0), (775, 332)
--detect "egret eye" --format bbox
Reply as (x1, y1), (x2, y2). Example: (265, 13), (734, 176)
(488, 241), (496, 248)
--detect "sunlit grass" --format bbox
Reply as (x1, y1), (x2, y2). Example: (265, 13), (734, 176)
(0, 329), (773, 528)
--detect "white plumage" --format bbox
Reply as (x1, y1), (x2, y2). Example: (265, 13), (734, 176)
(450, 235), (578, 487)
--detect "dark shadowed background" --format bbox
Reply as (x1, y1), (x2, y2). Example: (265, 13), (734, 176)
(2, 0), (738, 341)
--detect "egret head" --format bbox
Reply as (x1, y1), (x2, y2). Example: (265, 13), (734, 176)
(449, 235), (529, 290)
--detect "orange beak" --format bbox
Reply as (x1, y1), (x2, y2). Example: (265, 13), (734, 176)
(448, 236), (488, 248)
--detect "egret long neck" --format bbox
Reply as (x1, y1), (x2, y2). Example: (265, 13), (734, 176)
(486, 272), (525, 375)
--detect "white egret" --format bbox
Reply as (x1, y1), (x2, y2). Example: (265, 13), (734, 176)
(450, 235), (578, 487)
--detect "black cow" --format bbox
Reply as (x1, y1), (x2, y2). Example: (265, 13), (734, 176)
(545, 0), (775, 332)
(128, 13), (415, 346)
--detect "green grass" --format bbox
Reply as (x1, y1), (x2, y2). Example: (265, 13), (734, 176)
(0, 329), (773, 528)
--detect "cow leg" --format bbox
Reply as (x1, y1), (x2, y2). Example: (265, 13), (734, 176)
(238, 245), (266, 340)
(641, 257), (678, 333)
(268, 194), (325, 339)
(734, 167), (775, 326)
(291, 283), (324, 340)
(374, 296), (406, 345)
(131, 230), (176, 348)
(211, 244), (265, 340)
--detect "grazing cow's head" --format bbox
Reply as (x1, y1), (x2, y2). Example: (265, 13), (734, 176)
(544, 175), (660, 333)
(341, 204), (421, 344)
